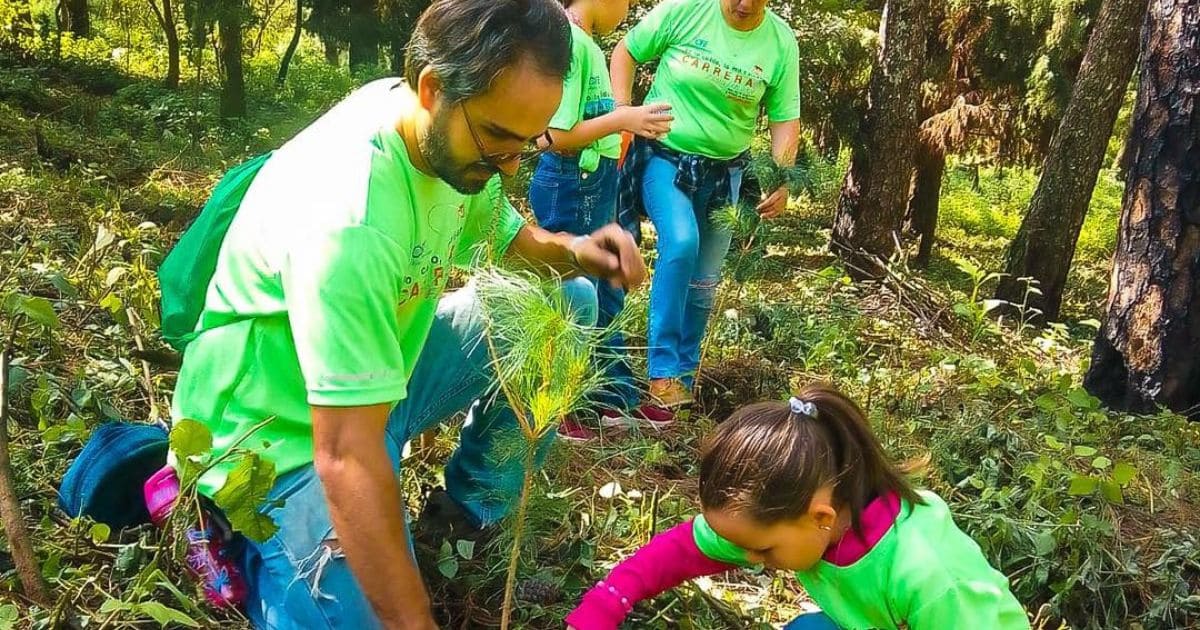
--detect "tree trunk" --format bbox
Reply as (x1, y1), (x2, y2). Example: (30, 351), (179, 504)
(63, 0), (89, 37)
(348, 0), (379, 71)
(830, 0), (930, 278)
(218, 0), (245, 118)
(323, 35), (340, 65)
(1084, 0), (1200, 418)
(149, 0), (181, 88)
(907, 142), (945, 267)
(994, 0), (1149, 322)
(164, 0), (180, 88)
(277, 0), (303, 87)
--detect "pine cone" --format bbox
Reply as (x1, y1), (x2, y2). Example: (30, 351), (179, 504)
(515, 578), (561, 605)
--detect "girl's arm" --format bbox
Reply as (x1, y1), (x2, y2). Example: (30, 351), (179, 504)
(565, 520), (739, 630)
(610, 39), (637, 106)
(548, 104), (673, 153)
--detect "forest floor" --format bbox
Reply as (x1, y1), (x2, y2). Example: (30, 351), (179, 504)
(0, 49), (1198, 630)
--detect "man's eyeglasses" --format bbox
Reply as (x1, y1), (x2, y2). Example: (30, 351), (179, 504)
(461, 102), (553, 170)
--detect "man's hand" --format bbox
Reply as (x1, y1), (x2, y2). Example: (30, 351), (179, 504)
(619, 103), (673, 140)
(755, 185), (789, 219)
(571, 224), (647, 290)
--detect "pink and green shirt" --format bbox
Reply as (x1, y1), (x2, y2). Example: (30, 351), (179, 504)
(567, 490), (1030, 629)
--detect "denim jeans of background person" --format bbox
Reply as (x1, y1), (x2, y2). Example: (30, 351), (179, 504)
(530, 154), (640, 429)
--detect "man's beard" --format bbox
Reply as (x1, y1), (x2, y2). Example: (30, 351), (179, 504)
(421, 108), (494, 195)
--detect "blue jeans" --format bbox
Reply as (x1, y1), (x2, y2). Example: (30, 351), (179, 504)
(642, 153), (741, 386)
(239, 279), (597, 628)
(529, 153), (638, 412)
(785, 611), (839, 629)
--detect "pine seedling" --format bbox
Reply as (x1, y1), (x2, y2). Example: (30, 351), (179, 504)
(473, 266), (621, 630)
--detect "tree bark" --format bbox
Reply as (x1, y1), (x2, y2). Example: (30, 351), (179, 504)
(830, 0), (930, 277)
(148, 0), (181, 88)
(323, 35), (340, 65)
(0, 349), (51, 606)
(995, 0), (1149, 322)
(63, 0), (89, 37)
(218, 0), (245, 118)
(907, 142), (945, 267)
(1084, 0), (1200, 418)
(277, 0), (303, 87)
(348, 0), (379, 71)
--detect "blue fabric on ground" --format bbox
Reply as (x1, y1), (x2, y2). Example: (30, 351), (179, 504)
(58, 421), (168, 529)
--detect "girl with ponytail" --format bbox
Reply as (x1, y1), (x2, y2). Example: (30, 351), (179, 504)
(566, 384), (1030, 629)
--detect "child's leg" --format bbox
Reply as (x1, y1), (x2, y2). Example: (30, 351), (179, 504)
(783, 611), (841, 630)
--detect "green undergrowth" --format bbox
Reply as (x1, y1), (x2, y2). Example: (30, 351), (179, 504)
(0, 47), (1196, 630)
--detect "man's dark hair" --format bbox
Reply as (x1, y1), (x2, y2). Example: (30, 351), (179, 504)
(405, 0), (571, 103)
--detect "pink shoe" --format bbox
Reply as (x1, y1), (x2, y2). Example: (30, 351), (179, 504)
(144, 466), (248, 608)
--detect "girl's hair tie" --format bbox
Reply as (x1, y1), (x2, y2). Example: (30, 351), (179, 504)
(789, 396), (818, 419)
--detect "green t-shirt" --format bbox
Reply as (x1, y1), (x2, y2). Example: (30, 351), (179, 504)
(551, 23), (623, 172)
(625, 0), (801, 159)
(170, 79), (525, 495)
(693, 491), (1031, 630)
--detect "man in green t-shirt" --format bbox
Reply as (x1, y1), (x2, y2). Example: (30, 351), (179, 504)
(169, 1), (645, 627)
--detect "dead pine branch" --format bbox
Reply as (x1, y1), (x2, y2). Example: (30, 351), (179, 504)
(0, 346), (52, 606)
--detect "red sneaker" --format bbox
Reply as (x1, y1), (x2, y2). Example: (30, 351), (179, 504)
(556, 417), (599, 442)
(600, 406), (676, 431)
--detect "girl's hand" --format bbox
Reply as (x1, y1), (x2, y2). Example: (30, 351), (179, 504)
(756, 185), (789, 219)
(621, 103), (674, 140)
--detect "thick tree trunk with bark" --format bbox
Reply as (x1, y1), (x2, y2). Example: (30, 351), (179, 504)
(0, 349), (50, 606)
(995, 0), (1148, 322)
(323, 35), (340, 65)
(277, 0), (303, 87)
(218, 0), (245, 118)
(348, 0), (379, 71)
(63, 0), (90, 37)
(907, 142), (945, 267)
(830, 0), (930, 277)
(1084, 0), (1200, 418)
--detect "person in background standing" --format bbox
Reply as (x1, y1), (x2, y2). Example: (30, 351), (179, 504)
(611, 0), (801, 422)
(530, 0), (675, 440)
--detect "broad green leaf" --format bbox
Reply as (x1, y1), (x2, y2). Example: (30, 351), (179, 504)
(1034, 393), (1059, 412)
(1033, 531), (1055, 557)
(90, 522), (111, 544)
(1067, 475), (1097, 496)
(213, 453), (278, 543)
(1043, 435), (1065, 450)
(456, 539), (475, 561)
(1066, 388), (1098, 410)
(1091, 456), (1112, 471)
(1112, 462), (1137, 486)
(5, 295), (60, 329)
(135, 601), (200, 628)
(1099, 480), (1125, 505)
(169, 419), (213, 459)
(437, 541), (459, 578)
(1073, 445), (1098, 457)
(99, 598), (130, 614)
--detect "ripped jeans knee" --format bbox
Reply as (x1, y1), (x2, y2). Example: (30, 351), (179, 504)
(294, 537), (346, 602)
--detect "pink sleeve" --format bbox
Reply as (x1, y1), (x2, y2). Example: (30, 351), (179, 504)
(565, 519), (738, 630)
